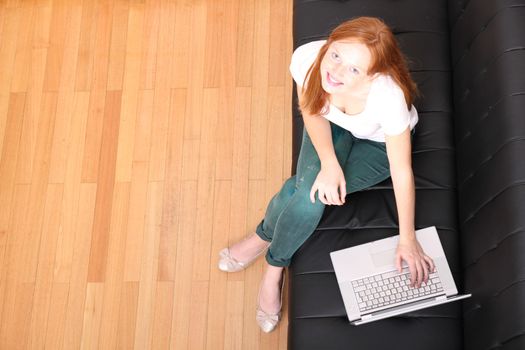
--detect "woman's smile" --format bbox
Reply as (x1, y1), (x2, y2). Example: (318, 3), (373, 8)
(326, 72), (344, 87)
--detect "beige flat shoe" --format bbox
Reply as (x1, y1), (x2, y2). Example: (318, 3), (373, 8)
(256, 269), (286, 333)
(218, 233), (270, 272)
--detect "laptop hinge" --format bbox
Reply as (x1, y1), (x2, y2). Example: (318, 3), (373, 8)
(435, 294), (447, 301)
(362, 314), (373, 320)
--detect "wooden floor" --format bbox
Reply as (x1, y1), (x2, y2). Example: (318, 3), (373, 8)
(0, 0), (294, 348)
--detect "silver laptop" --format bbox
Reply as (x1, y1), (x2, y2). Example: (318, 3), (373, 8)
(330, 226), (471, 326)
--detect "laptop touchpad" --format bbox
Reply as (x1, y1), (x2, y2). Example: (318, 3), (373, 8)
(371, 248), (396, 267)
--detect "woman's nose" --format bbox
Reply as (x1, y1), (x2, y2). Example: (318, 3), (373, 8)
(332, 64), (345, 79)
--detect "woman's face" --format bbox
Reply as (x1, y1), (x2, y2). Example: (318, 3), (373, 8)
(320, 40), (376, 96)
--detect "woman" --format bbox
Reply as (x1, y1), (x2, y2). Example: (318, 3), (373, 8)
(217, 16), (436, 333)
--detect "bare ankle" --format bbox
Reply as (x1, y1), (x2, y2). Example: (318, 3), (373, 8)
(252, 232), (270, 245)
(264, 265), (284, 282)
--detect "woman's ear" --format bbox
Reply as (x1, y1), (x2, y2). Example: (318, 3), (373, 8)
(369, 72), (380, 80)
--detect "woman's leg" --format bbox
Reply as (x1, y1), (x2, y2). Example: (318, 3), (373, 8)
(344, 136), (391, 194)
(256, 122), (354, 321)
(254, 175), (298, 242)
(260, 122), (355, 267)
(344, 127), (416, 194)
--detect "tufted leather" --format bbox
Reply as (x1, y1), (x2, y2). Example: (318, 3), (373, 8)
(287, 1), (525, 349)
(449, 1), (525, 349)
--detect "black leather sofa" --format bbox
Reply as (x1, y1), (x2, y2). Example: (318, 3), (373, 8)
(287, 1), (525, 349)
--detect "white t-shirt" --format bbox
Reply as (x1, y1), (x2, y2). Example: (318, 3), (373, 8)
(289, 39), (418, 143)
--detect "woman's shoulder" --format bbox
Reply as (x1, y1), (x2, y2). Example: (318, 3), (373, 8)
(292, 39), (326, 57)
(372, 74), (404, 97)
(289, 39), (326, 87)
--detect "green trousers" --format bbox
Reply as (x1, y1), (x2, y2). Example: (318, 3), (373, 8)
(255, 121), (416, 267)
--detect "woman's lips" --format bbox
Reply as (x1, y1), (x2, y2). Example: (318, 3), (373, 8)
(326, 72), (343, 87)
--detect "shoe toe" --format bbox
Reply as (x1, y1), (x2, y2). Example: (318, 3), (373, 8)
(218, 248), (244, 272)
(256, 311), (280, 333)
(258, 320), (276, 333)
(218, 259), (229, 272)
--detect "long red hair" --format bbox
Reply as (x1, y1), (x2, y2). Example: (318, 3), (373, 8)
(299, 16), (420, 116)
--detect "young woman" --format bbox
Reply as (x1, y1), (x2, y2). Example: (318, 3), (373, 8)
(218, 16), (436, 333)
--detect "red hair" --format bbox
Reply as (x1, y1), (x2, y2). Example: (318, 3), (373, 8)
(299, 16), (420, 116)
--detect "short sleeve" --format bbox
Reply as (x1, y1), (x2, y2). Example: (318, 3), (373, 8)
(289, 40), (326, 88)
(377, 83), (412, 136)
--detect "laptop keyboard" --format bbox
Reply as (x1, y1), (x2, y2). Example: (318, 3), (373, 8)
(351, 266), (444, 313)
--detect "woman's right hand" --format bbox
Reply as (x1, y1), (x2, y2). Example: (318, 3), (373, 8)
(310, 159), (347, 205)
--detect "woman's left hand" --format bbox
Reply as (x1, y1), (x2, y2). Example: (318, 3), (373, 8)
(395, 236), (436, 288)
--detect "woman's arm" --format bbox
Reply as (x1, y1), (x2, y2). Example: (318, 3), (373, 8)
(384, 126), (416, 241)
(298, 88), (338, 166)
(298, 88), (347, 205)
(387, 126), (436, 288)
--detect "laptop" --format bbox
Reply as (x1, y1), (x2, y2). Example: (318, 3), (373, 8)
(330, 226), (471, 326)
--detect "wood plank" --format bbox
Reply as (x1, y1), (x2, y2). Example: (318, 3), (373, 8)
(15, 3), (52, 184)
(9, 2), (36, 93)
(192, 88), (219, 281)
(157, 89), (185, 281)
(133, 181), (163, 349)
(53, 91), (90, 283)
(43, 0), (69, 93)
(115, 281), (139, 349)
(188, 280), (210, 349)
(0, 92), (9, 165)
(138, 0), (160, 90)
(150, 281), (173, 349)
(80, 89), (106, 183)
(206, 179), (230, 349)
(62, 183), (98, 350)
(266, 86), (286, 192)
(106, 0), (129, 91)
(27, 183), (64, 349)
(0, 93), (25, 230)
(227, 87), (252, 281)
(147, 87), (170, 182)
(0, 281), (35, 349)
(97, 182), (131, 349)
(49, 88), (75, 184)
(242, 179), (266, 348)
(122, 159), (149, 283)
(0, 184), (30, 347)
(87, 91), (121, 282)
(44, 282), (70, 350)
(56, 2), (83, 92)
(203, 0), (221, 88)
(0, 6), (24, 93)
(184, 0), (207, 142)
(79, 282), (104, 350)
(268, 0), (287, 87)
(115, 1), (144, 183)
(171, 0), (191, 89)
(90, 0), (114, 92)
(169, 180), (196, 350)
(236, 0), (255, 87)
(16, 49), (47, 183)
(19, 92), (58, 283)
(74, 0), (97, 91)
(248, 0), (271, 181)
(214, 0), (238, 181)
(131, 89), (154, 163)
(154, 0), (176, 90)
(224, 280), (245, 350)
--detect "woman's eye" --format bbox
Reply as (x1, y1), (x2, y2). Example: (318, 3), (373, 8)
(331, 52), (339, 60)
(350, 67), (359, 75)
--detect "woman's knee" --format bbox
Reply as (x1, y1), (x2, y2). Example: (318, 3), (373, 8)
(286, 182), (326, 216)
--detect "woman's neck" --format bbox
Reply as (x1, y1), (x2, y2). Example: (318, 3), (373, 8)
(329, 79), (374, 113)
